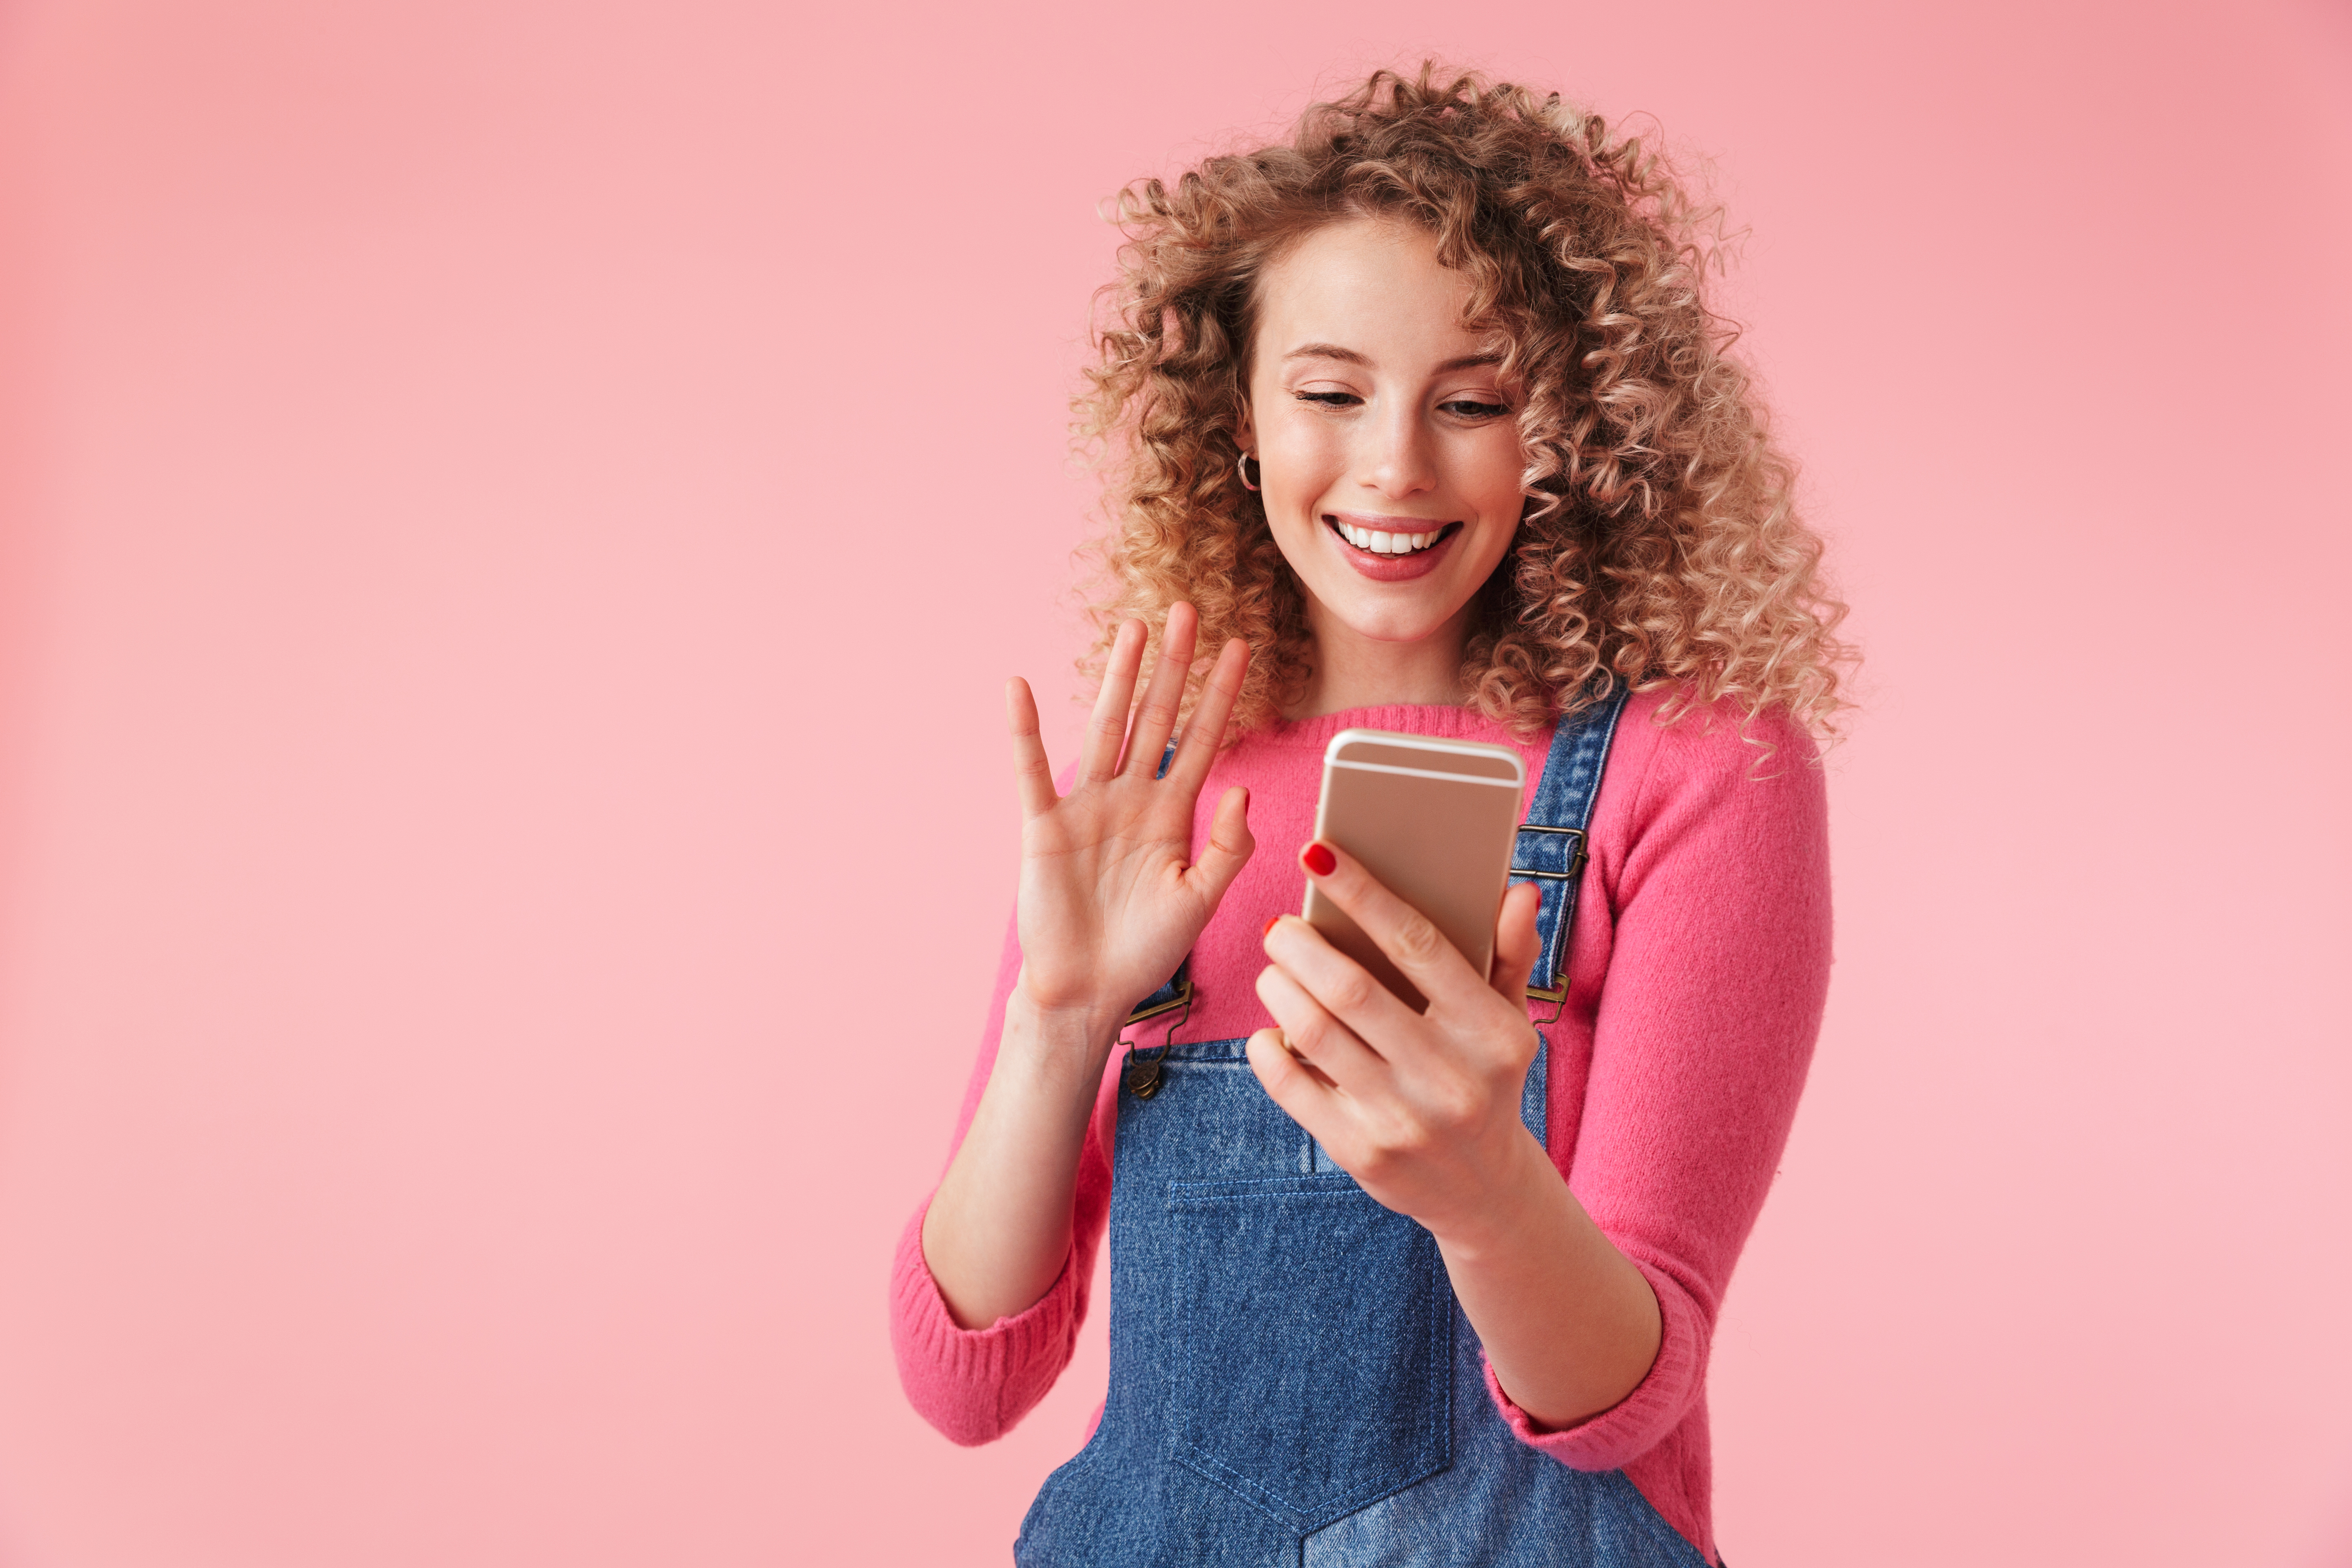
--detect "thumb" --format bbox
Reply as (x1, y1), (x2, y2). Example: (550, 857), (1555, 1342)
(1188, 785), (1255, 903)
(1490, 880), (1543, 1002)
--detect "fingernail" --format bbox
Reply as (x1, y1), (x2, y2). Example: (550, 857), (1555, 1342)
(1262, 913), (1280, 939)
(1301, 842), (1336, 877)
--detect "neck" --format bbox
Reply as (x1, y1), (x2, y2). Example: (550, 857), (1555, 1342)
(1285, 599), (1474, 719)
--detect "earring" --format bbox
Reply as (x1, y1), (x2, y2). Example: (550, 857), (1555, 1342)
(1236, 452), (1261, 492)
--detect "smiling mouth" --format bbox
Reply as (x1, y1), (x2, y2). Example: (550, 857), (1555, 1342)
(1325, 517), (1462, 556)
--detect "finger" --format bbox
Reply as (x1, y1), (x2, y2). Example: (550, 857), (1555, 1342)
(1119, 602), (1198, 777)
(1297, 839), (1488, 1017)
(1490, 880), (1543, 1001)
(1164, 637), (1250, 793)
(1255, 951), (1389, 1086)
(1245, 1027), (1342, 1125)
(1078, 620), (1145, 782)
(1005, 677), (1058, 820)
(1186, 785), (1256, 902)
(1260, 907), (1418, 1061)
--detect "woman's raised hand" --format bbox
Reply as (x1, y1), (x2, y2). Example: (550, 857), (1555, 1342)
(923, 608), (1252, 1330)
(1005, 604), (1254, 1035)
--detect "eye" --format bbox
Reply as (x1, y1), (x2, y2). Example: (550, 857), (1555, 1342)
(1294, 390), (1361, 408)
(1440, 398), (1511, 419)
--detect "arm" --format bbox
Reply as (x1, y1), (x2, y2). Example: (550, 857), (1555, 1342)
(917, 985), (1126, 1329)
(888, 921), (1108, 1447)
(907, 604), (1254, 1325)
(1514, 713), (1831, 1467)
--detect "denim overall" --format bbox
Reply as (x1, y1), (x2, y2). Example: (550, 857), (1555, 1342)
(1016, 688), (1708, 1568)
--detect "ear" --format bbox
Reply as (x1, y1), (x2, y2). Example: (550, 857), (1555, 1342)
(1234, 400), (1256, 455)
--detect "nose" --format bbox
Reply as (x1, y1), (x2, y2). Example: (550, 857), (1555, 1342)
(1359, 400), (1437, 500)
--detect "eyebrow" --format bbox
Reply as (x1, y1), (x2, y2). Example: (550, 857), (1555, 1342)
(1281, 343), (1506, 372)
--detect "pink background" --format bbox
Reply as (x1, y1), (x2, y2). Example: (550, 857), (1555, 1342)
(0, 0), (2347, 1563)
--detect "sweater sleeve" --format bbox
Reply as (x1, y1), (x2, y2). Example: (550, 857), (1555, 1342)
(1489, 702), (1832, 1472)
(888, 913), (1118, 1446)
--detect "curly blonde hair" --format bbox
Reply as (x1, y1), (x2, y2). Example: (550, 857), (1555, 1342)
(1076, 65), (1851, 743)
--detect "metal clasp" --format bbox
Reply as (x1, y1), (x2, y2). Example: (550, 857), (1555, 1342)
(1510, 824), (1588, 883)
(1121, 980), (1194, 1101)
(1512, 825), (1584, 1022)
(1123, 977), (1192, 1027)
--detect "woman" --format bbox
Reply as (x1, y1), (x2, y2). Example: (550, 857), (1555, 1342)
(892, 67), (1847, 1566)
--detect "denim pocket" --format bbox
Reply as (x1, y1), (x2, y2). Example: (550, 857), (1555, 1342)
(1166, 1174), (1453, 1531)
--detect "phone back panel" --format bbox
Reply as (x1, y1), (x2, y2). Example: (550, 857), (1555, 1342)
(1303, 731), (1525, 1012)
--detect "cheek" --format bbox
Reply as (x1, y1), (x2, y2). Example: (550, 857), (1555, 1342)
(1262, 448), (1345, 531)
(1466, 434), (1528, 509)
(1258, 401), (1344, 470)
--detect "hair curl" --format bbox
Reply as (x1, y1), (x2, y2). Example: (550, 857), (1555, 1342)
(1075, 65), (1851, 745)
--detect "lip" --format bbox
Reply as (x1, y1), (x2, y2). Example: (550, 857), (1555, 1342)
(1322, 514), (1462, 582)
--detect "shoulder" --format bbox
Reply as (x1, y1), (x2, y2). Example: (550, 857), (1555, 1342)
(1593, 687), (1829, 886)
(1612, 685), (1822, 793)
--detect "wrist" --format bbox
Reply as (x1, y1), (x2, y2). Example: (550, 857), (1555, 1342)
(1003, 973), (1125, 1089)
(1012, 970), (1129, 1041)
(1425, 1128), (1562, 1261)
(1013, 966), (1134, 1038)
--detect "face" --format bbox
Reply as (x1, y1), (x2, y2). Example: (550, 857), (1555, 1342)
(1238, 218), (1526, 652)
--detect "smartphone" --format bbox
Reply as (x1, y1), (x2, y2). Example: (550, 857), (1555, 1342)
(1302, 728), (1526, 1012)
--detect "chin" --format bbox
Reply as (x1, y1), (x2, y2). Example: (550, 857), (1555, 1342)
(1320, 594), (1463, 646)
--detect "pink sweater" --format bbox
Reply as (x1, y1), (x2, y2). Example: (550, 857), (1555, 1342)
(891, 693), (1831, 1564)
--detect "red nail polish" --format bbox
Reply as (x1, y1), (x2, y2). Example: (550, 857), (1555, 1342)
(1262, 914), (1280, 938)
(1301, 842), (1336, 877)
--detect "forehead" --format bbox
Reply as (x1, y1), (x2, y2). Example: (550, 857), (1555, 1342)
(1252, 217), (1487, 360)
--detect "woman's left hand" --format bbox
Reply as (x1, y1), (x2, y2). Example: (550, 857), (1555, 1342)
(1253, 839), (1664, 1428)
(1248, 842), (1550, 1243)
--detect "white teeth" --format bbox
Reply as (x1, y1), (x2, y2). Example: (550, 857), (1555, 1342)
(1337, 521), (1443, 554)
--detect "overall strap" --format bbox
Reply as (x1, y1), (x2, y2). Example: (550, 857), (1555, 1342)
(1513, 685), (1633, 1003)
